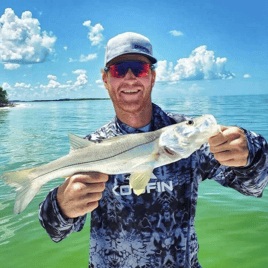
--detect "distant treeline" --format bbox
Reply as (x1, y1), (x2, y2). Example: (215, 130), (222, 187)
(12, 98), (110, 103)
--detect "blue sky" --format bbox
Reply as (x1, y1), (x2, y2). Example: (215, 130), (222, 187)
(0, 0), (267, 100)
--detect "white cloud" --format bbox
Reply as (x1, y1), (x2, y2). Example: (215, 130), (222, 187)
(154, 60), (174, 82)
(72, 69), (87, 75)
(3, 69), (89, 100)
(0, 8), (56, 68)
(4, 63), (20, 70)
(73, 73), (88, 90)
(40, 80), (58, 89)
(69, 53), (98, 63)
(96, 79), (105, 88)
(47, 75), (57, 81)
(169, 30), (184, 36)
(79, 53), (97, 62)
(14, 82), (31, 89)
(63, 46), (68, 51)
(5, 82), (33, 99)
(2, 82), (13, 90)
(83, 20), (104, 46)
(243, 74), (251, 78)
(156, 45), (235, 82)
(40, 69), (88, 93)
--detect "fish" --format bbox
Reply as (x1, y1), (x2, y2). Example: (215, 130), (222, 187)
(1, 114), (221, 214)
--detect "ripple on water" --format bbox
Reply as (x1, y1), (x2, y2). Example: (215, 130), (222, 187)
(0, 199), (38, 246)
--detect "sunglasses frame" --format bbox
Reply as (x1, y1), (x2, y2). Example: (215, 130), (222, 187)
(104, 60), (155, 78)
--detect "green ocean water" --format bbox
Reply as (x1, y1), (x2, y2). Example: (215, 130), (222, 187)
(0, 95), (267, 268)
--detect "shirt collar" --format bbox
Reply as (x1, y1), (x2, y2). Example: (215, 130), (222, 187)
(116, 119), (152, 134)
(115, 103), (174, 134)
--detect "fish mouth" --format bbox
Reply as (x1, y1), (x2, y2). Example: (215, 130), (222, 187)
(199, 115), (218, 133)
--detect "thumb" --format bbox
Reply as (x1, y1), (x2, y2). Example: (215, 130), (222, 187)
(220, 125), (228, 132)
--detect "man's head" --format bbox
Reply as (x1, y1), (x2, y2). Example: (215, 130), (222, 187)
(102, 32), (157, 121)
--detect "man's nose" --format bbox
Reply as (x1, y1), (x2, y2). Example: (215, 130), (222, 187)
(124, 68), (136, 79)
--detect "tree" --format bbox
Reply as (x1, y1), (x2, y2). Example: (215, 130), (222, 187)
(0, 86), (9, 104)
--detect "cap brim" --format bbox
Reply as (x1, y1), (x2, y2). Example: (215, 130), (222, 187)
(106, 52), (157, 66)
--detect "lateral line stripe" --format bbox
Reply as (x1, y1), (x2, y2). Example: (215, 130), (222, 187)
(34, 138), (158, 180)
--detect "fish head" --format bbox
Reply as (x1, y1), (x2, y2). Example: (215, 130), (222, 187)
(159, 114), (221, 159)
(174, 114), (220, 141)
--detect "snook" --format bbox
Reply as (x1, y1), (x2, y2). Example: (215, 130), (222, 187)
(1, 114), (221, 214)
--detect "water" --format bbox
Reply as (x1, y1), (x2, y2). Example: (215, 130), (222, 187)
(0, 95), (267, 268)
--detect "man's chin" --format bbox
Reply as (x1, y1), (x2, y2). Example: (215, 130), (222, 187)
(121, 100), (152, 113)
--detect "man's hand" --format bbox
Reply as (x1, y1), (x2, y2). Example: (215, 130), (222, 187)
(57, 172), (108, 219)
(208, 126), (249, 167)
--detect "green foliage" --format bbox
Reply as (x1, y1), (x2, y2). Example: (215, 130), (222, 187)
(0, 86), (9, 104)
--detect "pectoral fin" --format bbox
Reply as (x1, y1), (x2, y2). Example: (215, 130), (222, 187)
(129, 168), (154, 196)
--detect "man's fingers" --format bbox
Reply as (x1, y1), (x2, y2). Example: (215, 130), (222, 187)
(57, 172), (108, 218)
(72, 172), (109, 183)
(210, 138), (245, 154)
(72, 181), (106, 195)
(80, 201), (99, 215)
(208, 127), (226, 146)
(208, 125), (249, 167)
(71, 200), (100, 217)
(210, 143), (228, 154)
(209, 126), (241, 147)
(213, 148), (248, 166)
(213, 150), (233, 162)
(77, 191), (103, 203)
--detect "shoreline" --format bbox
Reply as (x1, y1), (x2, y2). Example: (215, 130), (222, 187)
(11, 98), (110, 103)
(0, 98), (111, 109)
(0, 98), (110, 110)
(0, 102), (17, 109)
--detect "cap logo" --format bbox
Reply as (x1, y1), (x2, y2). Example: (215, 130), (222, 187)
(133, 44), (150, 54)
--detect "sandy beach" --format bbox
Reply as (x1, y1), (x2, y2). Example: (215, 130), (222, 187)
(0, 103), (18, 109)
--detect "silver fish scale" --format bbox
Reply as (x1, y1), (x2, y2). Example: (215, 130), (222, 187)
(72, 130), (161, 163)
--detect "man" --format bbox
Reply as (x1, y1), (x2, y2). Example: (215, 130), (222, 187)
(39, 32), (268, 268)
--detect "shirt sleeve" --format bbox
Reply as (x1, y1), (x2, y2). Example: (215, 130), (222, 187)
(39, 187), (87, 243)
(197, 129), (268, 197)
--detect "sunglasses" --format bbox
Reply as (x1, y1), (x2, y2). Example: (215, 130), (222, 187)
(104, 61), (155, 78)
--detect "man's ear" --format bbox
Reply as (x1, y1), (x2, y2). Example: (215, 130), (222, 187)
(101, 69), (109, 90)
(151, 70), (156, 88)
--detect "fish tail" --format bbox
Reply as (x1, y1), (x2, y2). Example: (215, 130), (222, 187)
(1, 167), (41, 214)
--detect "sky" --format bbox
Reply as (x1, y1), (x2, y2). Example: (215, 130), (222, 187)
(0, 0), (267, 101)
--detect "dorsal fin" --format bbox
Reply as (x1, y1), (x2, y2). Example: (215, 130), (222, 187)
(68, 133), (94, 152)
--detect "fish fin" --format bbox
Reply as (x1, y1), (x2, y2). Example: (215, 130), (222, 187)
(129, 168), (154, 196)
(1, 168), (41, 214)
(68, 133), (94, 152)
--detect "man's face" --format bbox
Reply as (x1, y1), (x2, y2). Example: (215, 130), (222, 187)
(102, 54), (156, 115)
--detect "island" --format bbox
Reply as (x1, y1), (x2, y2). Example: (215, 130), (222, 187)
(0, 86), (15, 108)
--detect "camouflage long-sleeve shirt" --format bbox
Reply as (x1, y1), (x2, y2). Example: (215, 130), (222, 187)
(39, 103), (268, 268)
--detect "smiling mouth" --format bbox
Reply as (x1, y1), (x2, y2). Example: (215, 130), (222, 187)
(122, 90), (140, 94)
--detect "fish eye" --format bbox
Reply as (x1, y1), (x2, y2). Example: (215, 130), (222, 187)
(186, 120), (194, 126)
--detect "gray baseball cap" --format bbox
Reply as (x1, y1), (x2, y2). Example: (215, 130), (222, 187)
(104, 32), (157, 66)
